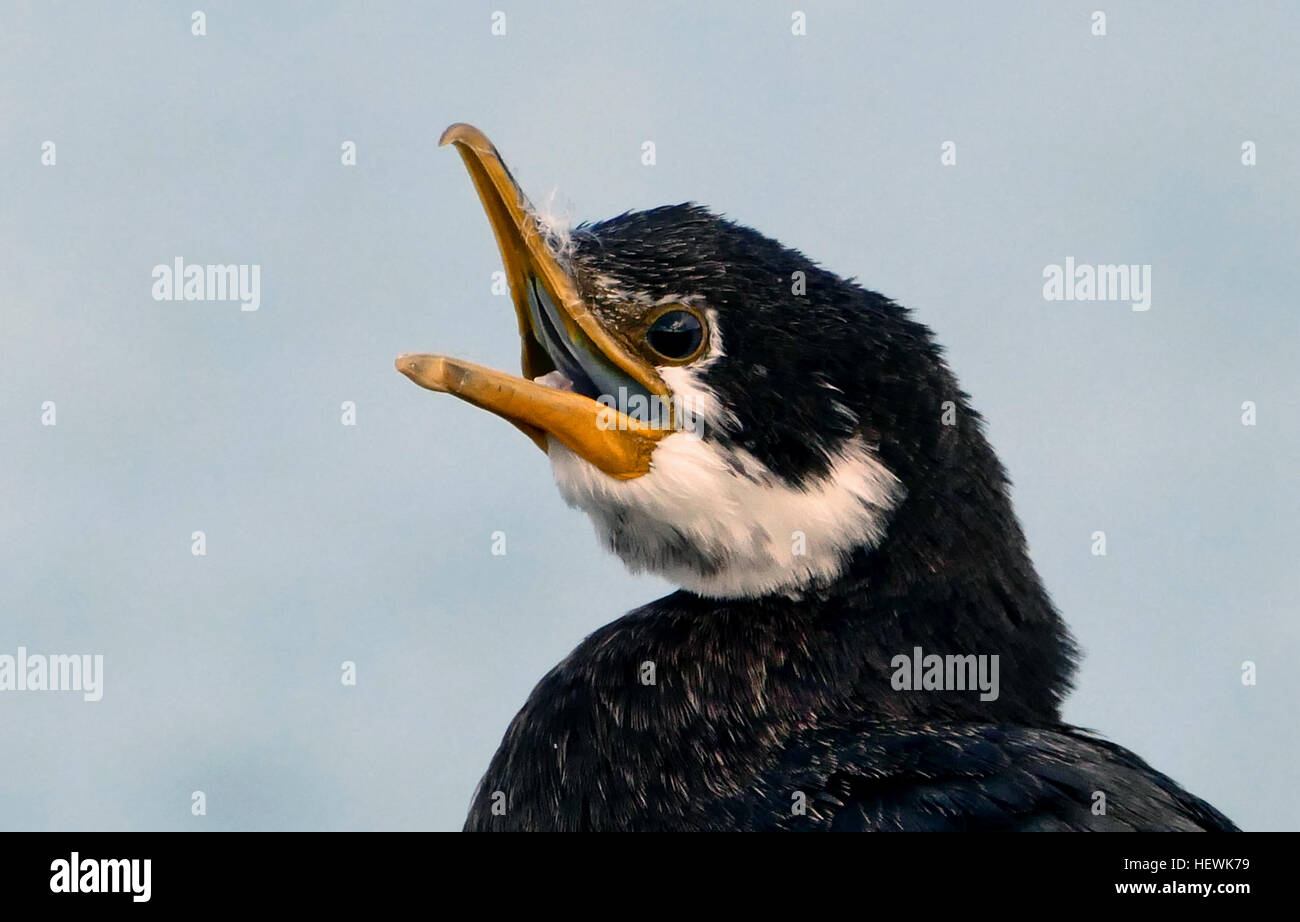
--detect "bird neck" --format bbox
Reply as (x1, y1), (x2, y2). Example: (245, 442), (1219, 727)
(641, 412), (1077, 728)
(844, 491), (1075, 724)
(790, 414), (1077, 725)
(645, 502), (1073, 730)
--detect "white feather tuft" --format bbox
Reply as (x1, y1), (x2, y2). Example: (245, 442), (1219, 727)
(532, 189), (578, 262)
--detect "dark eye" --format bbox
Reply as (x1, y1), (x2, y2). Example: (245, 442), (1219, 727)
(645, 310), (705, 362)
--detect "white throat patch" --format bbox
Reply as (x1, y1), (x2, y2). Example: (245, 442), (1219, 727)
(538, 301), (903, 599)
(547, 428), (904, 600)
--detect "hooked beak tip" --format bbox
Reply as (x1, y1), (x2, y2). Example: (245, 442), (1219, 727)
(439, 122), (488, 151)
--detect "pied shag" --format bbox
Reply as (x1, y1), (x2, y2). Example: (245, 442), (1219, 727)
(397, 124), (1237, 832)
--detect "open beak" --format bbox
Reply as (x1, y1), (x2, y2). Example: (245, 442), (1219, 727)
(396, 123), (672, 480)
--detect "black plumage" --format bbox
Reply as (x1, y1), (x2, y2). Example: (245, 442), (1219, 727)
(460, 204), (1236, 832)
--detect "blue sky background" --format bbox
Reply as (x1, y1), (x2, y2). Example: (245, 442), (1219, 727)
(1, 1), (1296, 830)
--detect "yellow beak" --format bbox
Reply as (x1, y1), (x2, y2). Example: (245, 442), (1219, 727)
(396, 123), (672, 480)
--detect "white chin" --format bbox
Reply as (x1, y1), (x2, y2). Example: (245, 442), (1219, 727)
(545, 431), (904, 600)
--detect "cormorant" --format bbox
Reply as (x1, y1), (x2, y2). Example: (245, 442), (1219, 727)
(397, 124), (1238, 832)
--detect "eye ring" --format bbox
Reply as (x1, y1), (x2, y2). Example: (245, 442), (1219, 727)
(643, 306), (708, 364)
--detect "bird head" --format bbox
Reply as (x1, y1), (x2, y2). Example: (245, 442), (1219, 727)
(399, 124), (981, 600)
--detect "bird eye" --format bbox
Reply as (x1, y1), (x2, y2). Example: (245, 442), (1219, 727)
(645, 309), (705, 362)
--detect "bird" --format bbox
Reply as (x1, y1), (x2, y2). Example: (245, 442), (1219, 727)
(396, 123), (1238, 832)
